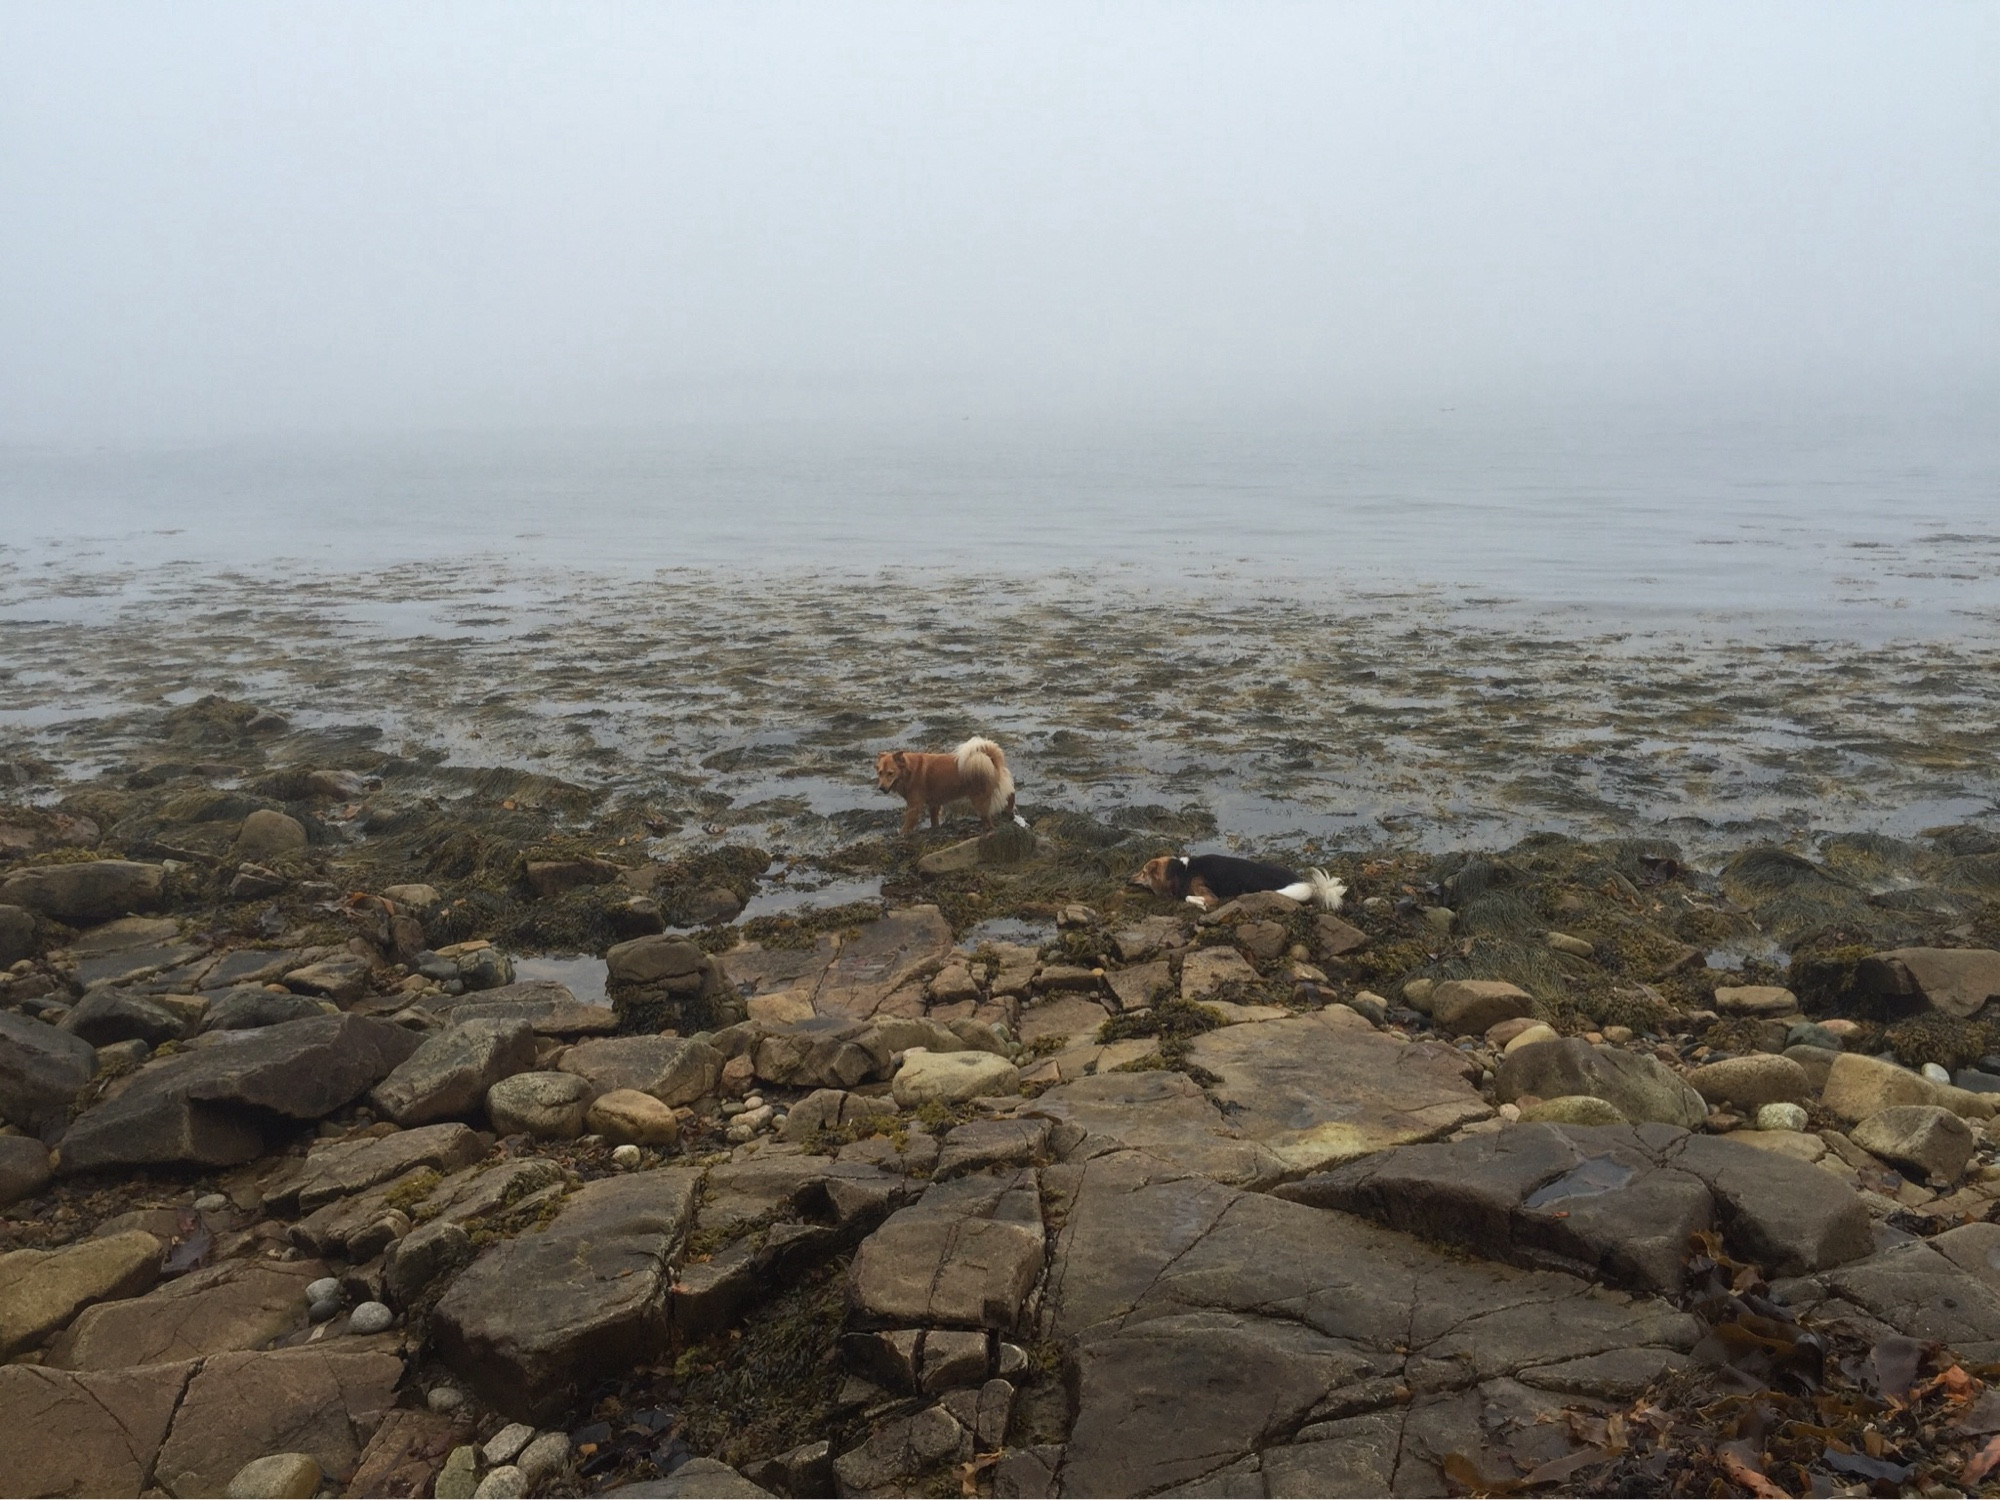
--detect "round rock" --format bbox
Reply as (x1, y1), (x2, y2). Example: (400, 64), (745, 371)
(304, 1276), (342, 1305)
(225, 1452), (322, 1499)
(1518, 1094), (1629, 1126)
(585, 1088), (681, 1148)
(1756, 1102), (1809, 1132)
(348, 1300), (395, 1335)
(611, 1143), (643, 1169)
(1687, 1053), (1813, 1111)
(473, 1465), (528, 1499)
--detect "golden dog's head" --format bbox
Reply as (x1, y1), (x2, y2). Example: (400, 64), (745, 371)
(1130, 855), (1179, 896)
(875, 750), (910, 793)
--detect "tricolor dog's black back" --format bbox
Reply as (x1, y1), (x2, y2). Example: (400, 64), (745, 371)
(1166, 854), (1300, 903)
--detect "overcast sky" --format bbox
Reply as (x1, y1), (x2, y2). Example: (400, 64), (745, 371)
(2, 2), (1995, 440)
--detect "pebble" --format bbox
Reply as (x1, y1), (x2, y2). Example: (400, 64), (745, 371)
(305, 1276), (342, 1304)
(348, 1300), (395, 1335)
(1756, 1102), (1809, 1132)
(308, 1296), (341, 1323)
(427, 1385), (468, 1414)
(611, 1143), (643, 1169)
(193, 1192), (229, 1214)
(737, 1104), (775, 1132)
(474, 1466), (527, 1499)
(1922, 1062), (1952, 1084)
(744, 1094), (764, 1110)
(483, 1424), (536, 1467)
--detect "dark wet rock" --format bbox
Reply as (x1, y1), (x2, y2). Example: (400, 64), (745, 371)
(1787, 1021), (1843, 1052)
(0, 859), (164, 924)
(743, 1440), (834, 1500)
(832, 1405), (968, 1493)
(486, 1070), (590, 1138)
(153, 1346), (404, 1498)
(227, 861), (288, 900)
(199, 986), (334, 1033)
(0, 1133), (52, 1205)
(1803, 1238), (2000, 1360)
(433, 1169), (700, 1421)
(752, 1016), (892, 1090)
(47, 1256), (328, 1370)
(266, 1122), (489, 1215)
(1858, 947), (2000, 1020)
(0, 902), (34, 965)
(383, 1219), (474, 1309)
(1495, 1036), (1707, 1127)
(558, 1034), (723, 1107)
(231, 808), (308, 863)
(1186, 1005), (1492, 1177)
(1043, 1148), (1700, 1498)
(1431, 978), (1535, 1035)
(1285, 1122), (1872, 1294)
(605, 935), (721, 1029)
(56, 1014), (421, 1174)
(525, 857), (621, 898)
(849, 1168), (1044, 1331)
(936, 1117), (1053, 1181)
(1850, 1104), (1977, 1184)
(370, 1018), (537, 1125)
(697, 1149), (910, 1235)
(1686, 1052), (1813, 1110)
(606, 1457), (774, 1498)
(60, 986), (191, 1048)
(0, 1360), (192, 1498)
(282, 952), (373, 1004)
(0, 1009), (99, 1132)
(1955, 1067), (2000, 1095)
(436, 979), (619, 1035)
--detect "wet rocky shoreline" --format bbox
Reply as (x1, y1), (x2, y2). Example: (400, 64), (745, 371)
(3, 674), (2000, 1497)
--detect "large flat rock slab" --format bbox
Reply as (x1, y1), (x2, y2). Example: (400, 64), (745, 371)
(1030, 1070), (1285, 1186)
(1281, 1121), (1873, 1295)
(811, 906), (953, 1021)
(1859, 947), (2000, 1020)
(0, 1359), (193, 1498)
(0, 859), (164, 924)
(56, 1015), (421, 1174)
(849, 1169), (1046, 1333)
(433, 1169), (700, 1421)
(1185, 1005), (1492, 1176)
(48, 1257), (328, 1369)
(1039, 1148), (1701, 1497)
(152, 1347), (404, 1498)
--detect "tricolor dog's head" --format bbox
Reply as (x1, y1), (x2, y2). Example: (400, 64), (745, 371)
(875, 750), (911, 794)
(1130, 855), (1181, 897)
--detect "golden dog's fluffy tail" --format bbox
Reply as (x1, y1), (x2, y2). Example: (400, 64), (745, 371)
(953, 736), (1015, 818)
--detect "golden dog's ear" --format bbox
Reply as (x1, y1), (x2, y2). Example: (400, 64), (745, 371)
(893, 751), (908, 767)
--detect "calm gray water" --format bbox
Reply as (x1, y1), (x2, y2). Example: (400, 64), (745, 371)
(5, 396), (1998, 634)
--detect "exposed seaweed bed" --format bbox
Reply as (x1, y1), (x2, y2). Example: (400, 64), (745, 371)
(6, 562), (2000, 1498)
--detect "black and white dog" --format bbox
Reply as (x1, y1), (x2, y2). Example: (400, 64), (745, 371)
(1130, 853), (1345, 912)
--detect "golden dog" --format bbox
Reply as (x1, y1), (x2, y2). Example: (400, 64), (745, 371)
(876, 736), (1018, 835)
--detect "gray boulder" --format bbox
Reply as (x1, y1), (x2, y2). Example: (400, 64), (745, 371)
(1431, 980), (1535, 1036)
(752, 1018), (892, 1090)
(0, 1011), (98, 1132)
(1858, 947), (2000, 1020)
(370, 1019), (537, 1126)
(485, 1071), (591, 1139)
(1496, 1037), (1707, 1127)
(60, 988), (190, 1049)
(231, 809), (308, 863)
(1851, 1104), (1977, 1185)
(0, 904), (34, 966)
(199, 987), (334, 1033)
(56, 1014), (420, 1173)
(1686, 1053), (1812, 1111)
(433, 1170), (700, 1420)
(0, 861), (164, 924)
(557, 1035), (723, 1108)
(0, 1135), (51, 1206)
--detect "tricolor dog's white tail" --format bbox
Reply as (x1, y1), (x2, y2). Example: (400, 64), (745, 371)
(1277, 867), (1347, 911)
(953, 736), (1016, 819)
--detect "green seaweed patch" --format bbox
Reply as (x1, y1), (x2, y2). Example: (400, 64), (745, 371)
(381, 1167), (443, 1217)
(1886, 1013), (1997, 1073)
(728, 900), (883, 953)
(673, 1258), (855, 1469)
(912, 1097), (980, 1136)
(1099, 998), (1227, 1081)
